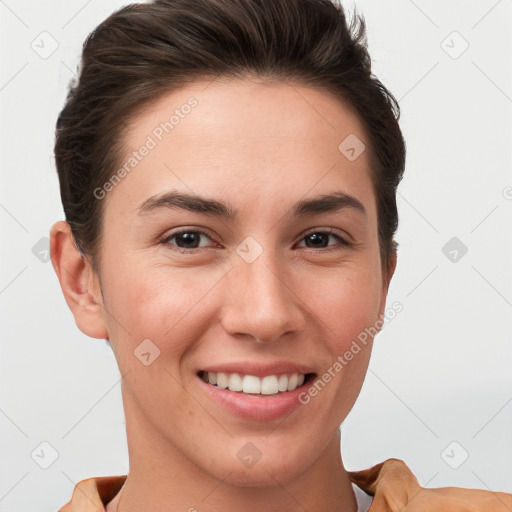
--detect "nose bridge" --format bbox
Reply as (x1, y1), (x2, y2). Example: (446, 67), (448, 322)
(222, 241), (303, 343)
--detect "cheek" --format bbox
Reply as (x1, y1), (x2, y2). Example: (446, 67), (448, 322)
(299, 265), (380, 408)
(305, 265), (383, 348)
(101, 258), (225, 359)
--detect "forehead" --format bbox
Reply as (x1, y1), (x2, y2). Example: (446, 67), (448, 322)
(105, 77), (376, 221)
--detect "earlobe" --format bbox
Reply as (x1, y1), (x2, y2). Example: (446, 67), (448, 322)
(49, 221), (109, 340)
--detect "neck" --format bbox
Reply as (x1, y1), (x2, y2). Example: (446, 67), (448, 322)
(107, 388), (358, 512)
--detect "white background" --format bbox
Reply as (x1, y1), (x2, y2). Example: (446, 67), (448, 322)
(0, 1), (511, 510)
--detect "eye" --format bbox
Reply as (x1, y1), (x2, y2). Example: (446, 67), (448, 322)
(160, 229), (217, 251)
(159, 227), (352, 253)
(297, 229), (352, 251)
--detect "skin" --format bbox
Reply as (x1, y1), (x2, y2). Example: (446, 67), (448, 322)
(51, 77), (397, 512)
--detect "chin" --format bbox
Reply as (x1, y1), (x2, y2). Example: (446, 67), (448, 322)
(211, 441), (313, 487)
(222, 462), (303, 488)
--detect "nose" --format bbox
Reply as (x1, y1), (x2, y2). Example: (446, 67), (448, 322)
(220, 248), (306, 344)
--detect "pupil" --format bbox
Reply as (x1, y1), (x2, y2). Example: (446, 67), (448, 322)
(177, 232), (199, 248)
(306, 233), (328, 248)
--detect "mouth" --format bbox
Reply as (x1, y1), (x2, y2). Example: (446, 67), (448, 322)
(197, 370), (316, 396)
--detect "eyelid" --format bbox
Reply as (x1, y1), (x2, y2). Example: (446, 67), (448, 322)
(301, 226), (350, 240)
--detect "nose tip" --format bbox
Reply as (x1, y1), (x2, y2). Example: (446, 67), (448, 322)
(221, 256), (306, 344)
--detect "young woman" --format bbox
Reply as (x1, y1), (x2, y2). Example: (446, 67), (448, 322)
(51, 0), (512, 510)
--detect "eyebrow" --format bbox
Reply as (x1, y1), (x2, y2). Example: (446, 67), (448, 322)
(137, 190), (367, 219)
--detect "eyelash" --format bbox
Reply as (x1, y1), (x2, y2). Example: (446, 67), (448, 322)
(158, 228), (353, 254)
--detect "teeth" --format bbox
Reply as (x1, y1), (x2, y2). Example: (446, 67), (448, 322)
(287, 373), (298, 391)
(261, 375), (279, 395)
(278, 374), (288, 392)
(228, 373), (243, 392)
(243, 375), (260, 394)
(216, 372), (229, 389)
(201, 371), (308, 395)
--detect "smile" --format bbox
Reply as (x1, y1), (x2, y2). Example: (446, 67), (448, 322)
(198, 370), (313, 395)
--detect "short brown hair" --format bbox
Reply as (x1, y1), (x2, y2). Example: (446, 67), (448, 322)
(54, 0), (406, 274)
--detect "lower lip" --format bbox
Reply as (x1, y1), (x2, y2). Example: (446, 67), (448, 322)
(197, 374), (314, 421)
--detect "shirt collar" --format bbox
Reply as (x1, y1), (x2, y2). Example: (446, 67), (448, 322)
(59, 475), (127, 511)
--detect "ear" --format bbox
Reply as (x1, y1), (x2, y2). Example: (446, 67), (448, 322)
(50, 221), (109, 340)
(383, 249), (397, 293)
(377, 249), (398, 324)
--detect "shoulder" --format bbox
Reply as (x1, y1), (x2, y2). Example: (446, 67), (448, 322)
(348, 458), (512, 511)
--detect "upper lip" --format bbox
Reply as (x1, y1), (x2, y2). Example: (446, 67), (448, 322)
(198, 361), (316, 378)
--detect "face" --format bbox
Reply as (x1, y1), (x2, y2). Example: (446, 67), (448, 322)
(66, 77), (395, 486)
